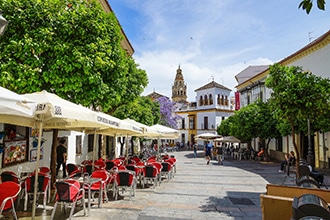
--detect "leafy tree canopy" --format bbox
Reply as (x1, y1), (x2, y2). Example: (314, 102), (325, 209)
(112, 96), (160, 126)
(299, 0), (326, 14)
(265, 63), (330, 161)
(0, 0), (148, 113)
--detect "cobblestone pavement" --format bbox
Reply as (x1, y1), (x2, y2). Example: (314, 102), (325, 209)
(14, 150), (330, 220)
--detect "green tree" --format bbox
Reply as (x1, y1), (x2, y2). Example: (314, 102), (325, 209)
(217, 116), (234, 137)
(299, 0), (326, 14)
(266, 63), (330, 175)
(113, 96), (160, 126)
(230, 103), (260, 146)
(255, 101), (281, 161)
(0, 0), (148, 112)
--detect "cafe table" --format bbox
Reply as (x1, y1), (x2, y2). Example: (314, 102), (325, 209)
(75, 176), (102, 216)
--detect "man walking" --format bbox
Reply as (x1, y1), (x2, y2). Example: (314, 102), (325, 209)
(204, 141), (213, 165)
(56, 138), (67, 178)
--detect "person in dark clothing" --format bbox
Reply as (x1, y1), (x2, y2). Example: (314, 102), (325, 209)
(56, 138), (67, 178)
(279, 151), (295, 172)
(204, 141), (213, 165)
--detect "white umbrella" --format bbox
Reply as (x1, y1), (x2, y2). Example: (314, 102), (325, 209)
(214, 136), (241, 143)
(150, 124), (180, 155)
(0, 86), (36, 127)
(150, 124), (180, 139)
(123, 118), (161, 138)
(23, 90), (136, 219)
(195, 133), (221, 141)
(24, 91), (115, 131)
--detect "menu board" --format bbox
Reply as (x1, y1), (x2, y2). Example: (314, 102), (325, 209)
(3, 140), (27, 165)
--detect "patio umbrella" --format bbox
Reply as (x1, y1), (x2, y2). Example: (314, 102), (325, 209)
(150, 124), (180, 155)
(0, 86), (36, 127)
(84, 113), (144, 161)
(123, 118), (161, 138)
(150, 124), (179, 139)
(195, 133), (221, 141)
(214, 136), (241, 143)
(121, 118), (162, 158)
(23, 90), (134, 219)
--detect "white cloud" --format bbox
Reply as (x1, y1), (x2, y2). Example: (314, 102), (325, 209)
(109, 0), (330, 102)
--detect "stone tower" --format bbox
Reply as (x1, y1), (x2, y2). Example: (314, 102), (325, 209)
(172, 66), (187, 103)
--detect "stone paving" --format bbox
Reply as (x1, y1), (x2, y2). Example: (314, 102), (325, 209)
(15, 150), (330, 220)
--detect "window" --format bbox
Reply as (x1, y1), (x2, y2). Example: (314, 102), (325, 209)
(221, 95), (224, 105)
(189, 117), (195, 130)
(225, 96), (228, 106)
(76, 135), (82, 155)
(275, 137), (283, 151)
(204, 95), (208, 105)
(199, 96), (203, 106)
(204, 117), (208, 130)
(88, 134), (94, 152)
(182, 118), (185, 129)
(209, 94), (213, 105)
(217, 94), (220, 104)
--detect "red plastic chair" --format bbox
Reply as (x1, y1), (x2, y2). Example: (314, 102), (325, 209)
(94, 160), (106, 170)
(0, 181), (21, 220)
(51, 179), (85, 220)
(23, 172), (50, 211)
(114, 170), (136, 200)
(166, 158), (177, 173)
(0, 171), (20, 184)
(66, 163), (80, 176)
(82, 164), (93, 176)
(84, 170), (109, 203)
(149, 162), (162, 185)
(81, 160), (92, 166)
(142, 164), (159, 188)
(161, 161), (173, 180)
(39, 167), (51, 174)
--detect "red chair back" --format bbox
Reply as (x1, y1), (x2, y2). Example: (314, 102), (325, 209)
(25, 172), (50, 193)
(94, 160), (106, 170)
(55, 179), (82, 202)
(143, 165), (158, 178)
(0, 171), (19, 184)
(116, 171), (134, 187)
(0, 181), (21, 212)
(66, 163), (79, 175)
(39, 167), (51, 174)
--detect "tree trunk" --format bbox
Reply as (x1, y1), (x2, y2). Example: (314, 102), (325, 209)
(291, 121), (301, 178)
(51, 129), (58, 187)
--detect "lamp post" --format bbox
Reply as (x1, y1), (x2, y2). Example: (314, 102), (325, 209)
(0, 12), (9, 36)
(307, 118), (314, 167)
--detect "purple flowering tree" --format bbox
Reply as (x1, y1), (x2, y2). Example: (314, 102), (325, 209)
(155, 96), (181, 129)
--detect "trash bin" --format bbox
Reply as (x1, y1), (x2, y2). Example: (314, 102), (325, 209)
(292, 194), (330, 220)
(297, 176), (320, 189)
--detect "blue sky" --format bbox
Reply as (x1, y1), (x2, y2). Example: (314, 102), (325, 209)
(108, 0), (330, 101)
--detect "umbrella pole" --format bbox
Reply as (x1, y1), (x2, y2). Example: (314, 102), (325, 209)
(125, 135), (129, 163)
(32, 121), (43, 219)
(157, 137), (160, 157)
(92, 128), (97, 171)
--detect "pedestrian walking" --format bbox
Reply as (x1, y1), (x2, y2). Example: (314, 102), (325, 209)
(193, 142), (198, 158)
(204, 141), (212, 165)
(56, 138), (67, 178)
(216, 145), (224, 165)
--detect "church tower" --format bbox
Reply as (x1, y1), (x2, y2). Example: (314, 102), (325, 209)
(172, 66), (187, 103)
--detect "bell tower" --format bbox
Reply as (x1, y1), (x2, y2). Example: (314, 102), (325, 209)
(172, 65), (187, 103)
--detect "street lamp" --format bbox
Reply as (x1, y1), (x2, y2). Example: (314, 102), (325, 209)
(0, 12), (9, 36)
